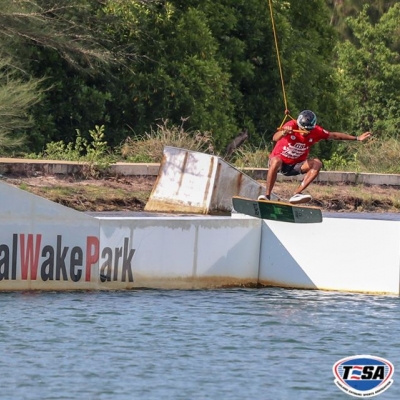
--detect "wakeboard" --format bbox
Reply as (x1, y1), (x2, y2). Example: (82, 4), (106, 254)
(232, 196), (322, 224)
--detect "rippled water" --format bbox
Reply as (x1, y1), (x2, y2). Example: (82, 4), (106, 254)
(0, 289), (399, 400)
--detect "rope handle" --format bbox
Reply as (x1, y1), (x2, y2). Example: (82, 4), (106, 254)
(277, 127), (310, 135)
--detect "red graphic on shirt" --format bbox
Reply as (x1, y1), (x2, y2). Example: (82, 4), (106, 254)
(270, 120), (329, 164)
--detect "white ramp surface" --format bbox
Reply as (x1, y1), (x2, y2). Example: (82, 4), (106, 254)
(145, 146), (265, 214)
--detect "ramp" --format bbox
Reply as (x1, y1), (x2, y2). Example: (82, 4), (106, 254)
(145, 146), (270, 214)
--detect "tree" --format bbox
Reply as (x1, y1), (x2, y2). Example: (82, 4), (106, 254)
(0, 58), (43, 152)
(0, 0), (116, 70)
(266, 0), (342, 161)
(102, 0), (342, 153)
(0, 0), (348, 156)
(101, 1), (240, 150)
(326, 0), (399, 41)
(0, 0), (122, 152)
(336, 4), (400, 137)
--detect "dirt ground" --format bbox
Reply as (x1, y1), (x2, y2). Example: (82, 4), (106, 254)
(2, 174), (157, 212)
(3, 173), (400, 213)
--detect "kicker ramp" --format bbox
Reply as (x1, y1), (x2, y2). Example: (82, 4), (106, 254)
(145, 146), (269, 214)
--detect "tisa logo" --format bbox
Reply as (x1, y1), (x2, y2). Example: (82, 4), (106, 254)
(333, 355), (394, 397)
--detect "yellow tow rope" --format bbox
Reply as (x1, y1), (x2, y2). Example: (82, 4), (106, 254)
(268, 0), (307, 133)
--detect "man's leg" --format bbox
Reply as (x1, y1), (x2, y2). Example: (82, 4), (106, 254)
(265, 156), (283, 198)
(293, 158), (322, 195)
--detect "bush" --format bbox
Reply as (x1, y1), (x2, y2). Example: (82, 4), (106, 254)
(356, 137), (400, 174)
(119, 119), (215, 163)
(26, 125), (114, 177)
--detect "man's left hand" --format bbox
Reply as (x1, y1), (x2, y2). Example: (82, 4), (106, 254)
(358, 131), (372, 141)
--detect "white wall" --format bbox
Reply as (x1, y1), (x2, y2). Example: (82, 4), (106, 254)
(0, 182), (261, 291)
(98, 216), (261, 289)
(258, 217), (400, 295)
(0, 182), (100, 290)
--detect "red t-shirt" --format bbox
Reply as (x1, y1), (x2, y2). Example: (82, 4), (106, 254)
(269, 120), (330, 164)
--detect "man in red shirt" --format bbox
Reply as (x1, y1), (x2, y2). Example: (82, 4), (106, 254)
(258, 110), (372, 204)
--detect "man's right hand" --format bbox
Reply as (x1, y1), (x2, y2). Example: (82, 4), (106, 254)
(282, 126), (293, 136)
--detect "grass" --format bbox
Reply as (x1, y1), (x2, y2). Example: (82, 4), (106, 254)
(15, 180), (153, 212)
(120, 120), (214, 163)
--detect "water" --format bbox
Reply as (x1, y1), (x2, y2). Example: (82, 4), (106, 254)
(0, 288), (399, 400)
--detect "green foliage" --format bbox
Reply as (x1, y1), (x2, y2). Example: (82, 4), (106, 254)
(335, 4), (400, 136)
(0, 0), (126, 153)
(203, 0), (283, 143)
(0, 58), (43, 152)
(0, 0), (116, 69)
(320, 135), (400, 174)
(0, 0), (344, 158)
(85, 125), (110, 162)
(2, 0), (399, 173)
(103, 1), (240, 151)
(326, 0), (399, 42)
(322, 150), (355, 171)
(27, 64), (115, 150)
(18, 182), (28, 191)
(40, 125), (109, 159)
(28, 125), (114, 176)
(275, 0), (342, 132)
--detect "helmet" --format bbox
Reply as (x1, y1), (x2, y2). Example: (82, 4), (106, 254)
(297, 110), (317, 131)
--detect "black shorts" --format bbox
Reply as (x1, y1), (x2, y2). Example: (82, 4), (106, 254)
(268, 160), (305, 176)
